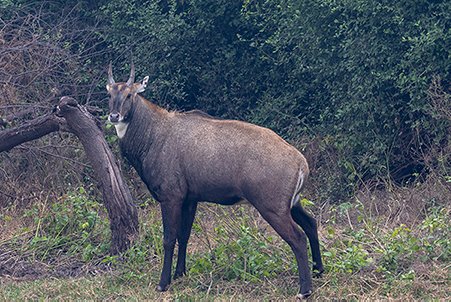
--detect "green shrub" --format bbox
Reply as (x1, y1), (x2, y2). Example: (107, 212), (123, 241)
(24, 187), (110, 261)
(324, 200), (450, 286)
(376, 225), (421, 275)
(189, 211), (292, 282)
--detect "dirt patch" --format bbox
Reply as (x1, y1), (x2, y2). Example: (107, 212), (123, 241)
(0, 247), (112, 281)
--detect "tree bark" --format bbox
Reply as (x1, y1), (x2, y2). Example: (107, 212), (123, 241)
(0, 97), (139, 254)
(0, 112), (61, 152)
(56, 96), (139, 254)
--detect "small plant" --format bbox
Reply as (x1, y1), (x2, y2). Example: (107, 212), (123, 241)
(375, 224), (421, 276)
(323, 228), (373, 274)
(420, 206), (450, 261)
(189, 211), (291, 283)
(25, 187), (110, 261)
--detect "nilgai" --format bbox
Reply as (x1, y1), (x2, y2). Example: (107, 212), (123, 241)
(106, 63), (323, 299)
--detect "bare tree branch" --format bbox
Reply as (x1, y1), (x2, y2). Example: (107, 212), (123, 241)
(0, 111), (63, 152)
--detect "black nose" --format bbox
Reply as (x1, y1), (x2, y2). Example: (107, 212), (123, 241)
(109, 113), (120, 123)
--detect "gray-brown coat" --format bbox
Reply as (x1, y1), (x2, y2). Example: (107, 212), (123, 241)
(106, 64), (323, 299)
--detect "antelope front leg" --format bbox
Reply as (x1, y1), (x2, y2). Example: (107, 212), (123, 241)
(174, 200), (198, 279)
(157, 202), (182, 292)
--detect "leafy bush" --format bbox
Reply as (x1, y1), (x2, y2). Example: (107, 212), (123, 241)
(243, 0), (450, 192)
(376, 225), (421, 275)
(375, 206), (449, 278)
(94, 0), (451, 201)
(24, 187), (110, 261)
(2, 0), (448, 204)
(323, 201), (450, 282)
(189, 212), (292, 282)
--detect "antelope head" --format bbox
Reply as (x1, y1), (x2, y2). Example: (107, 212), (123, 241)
(106, 62), (149, 138)
(106, 62), (149, 124)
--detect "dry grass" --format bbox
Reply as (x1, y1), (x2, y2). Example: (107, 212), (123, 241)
(0, 177), (449, 301)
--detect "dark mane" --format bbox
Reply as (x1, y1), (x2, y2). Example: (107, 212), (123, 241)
(183, 109), (220, 120)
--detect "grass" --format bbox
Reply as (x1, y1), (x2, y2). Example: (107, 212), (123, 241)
(0, 179), (450, 301)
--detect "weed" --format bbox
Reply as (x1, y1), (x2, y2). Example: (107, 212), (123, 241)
(0, 185), (449, 300)
(189, 214), (292, 282)
(323, 229), (374, 274)
(21, 187), (110, 262)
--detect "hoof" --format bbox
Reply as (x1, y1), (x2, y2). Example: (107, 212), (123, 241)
(313, 268), (324, 278)
(156, 284), (169, 292)
(296, 290), (313, 300)
(173, 271), (185, 280)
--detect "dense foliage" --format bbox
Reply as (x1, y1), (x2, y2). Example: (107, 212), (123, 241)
(1, 0), (449, 201)
(98, 0), (451, 198)
(1, 2), (449, 300)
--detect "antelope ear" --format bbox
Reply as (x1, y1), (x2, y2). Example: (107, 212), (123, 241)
(136, 76), (149, 93)
(106, 84), (112, 92)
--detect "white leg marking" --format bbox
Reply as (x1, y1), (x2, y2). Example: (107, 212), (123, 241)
(114, 122), (129, 139)
(290, 167), (305, 208)
(296, 290), (313, 300)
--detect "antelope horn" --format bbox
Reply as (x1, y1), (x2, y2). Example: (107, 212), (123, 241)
(126, 62), (135, 86)
(108, 62), (115, 85)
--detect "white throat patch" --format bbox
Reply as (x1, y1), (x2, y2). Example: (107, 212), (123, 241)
(114, 122), (129, 139)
